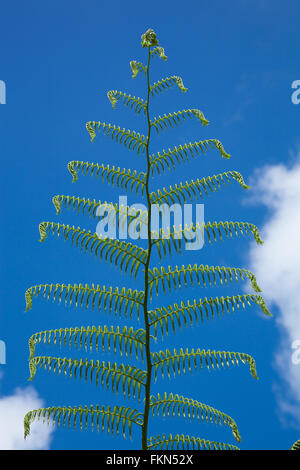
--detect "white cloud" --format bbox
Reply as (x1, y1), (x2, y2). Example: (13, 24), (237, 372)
(0, 376), (54, 450)
(246, 158), (300, 423)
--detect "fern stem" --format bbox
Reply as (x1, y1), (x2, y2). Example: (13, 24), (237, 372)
(141, 46), (153, 450)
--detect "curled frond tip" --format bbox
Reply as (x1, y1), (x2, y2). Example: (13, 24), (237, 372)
(141, 28), (159, 48)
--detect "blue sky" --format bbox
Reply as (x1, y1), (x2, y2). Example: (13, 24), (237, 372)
(1, 0), (300, 450)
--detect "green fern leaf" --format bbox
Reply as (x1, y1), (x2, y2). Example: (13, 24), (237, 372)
(86, 121), (148, 155)
(151, 220), (263, 260)
(150, 171), (250, 206)
(150, 138), (230, 175)
(25, 283), (144, 318)
(151, 109), (209, 134)
(28, 325), (147, 361)
(148, 294), (271, 338)
(150, 392), (241, 442)
(148, 264), (262, 298)
(28, 355), (147, 401)
(151, 348), (258, 381)
(147, 433), (239, 450)
(150, 76), (187, 97)
(107, 90), (147, 114)
(203, 220), (263, 245)
(52, 194), (148, 232)
(24, 404), (143, 440)
(67, 161), (146, 194)
(130, 60), (147, 79)
(38, 222), (147, 278)
(150, 46), (167, 61)
(290, 439), (300, 450)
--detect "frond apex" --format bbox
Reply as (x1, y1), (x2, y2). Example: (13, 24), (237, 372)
(67, 161), (78, 183)
(25, 288), (33, 312)
(39, 222), (48, 242)
(192, 109), (210, 126)
(130, 60), (147, 79)
(151, 46), (167, 61)
(52, 195), (62, 214)
(141, 28), (159, 48)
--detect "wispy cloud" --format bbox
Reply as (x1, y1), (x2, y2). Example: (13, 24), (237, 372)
(0, 374), (54, 449)
(246, 156), (300, 424)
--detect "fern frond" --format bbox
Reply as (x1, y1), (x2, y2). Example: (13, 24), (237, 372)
(150, 76), (187, 97)
(86, 121), (148, 155)
(130, 60), (147, 79)
(52, 194), (148, 232)
(28, 356), (147, 401)
(107, 90), (146, 114)
(38, 222), (147, 278)
(148, 294), (271, 337)
(150, 46), (167, 61)
(147, 433), (239, 450)
(150, 138), (230, 175)
(25, 28), (267, 450)
(28, 325), (146, 361)
(67, 161), (146, 194)
(151, 220), (263, 259)
(148, 264), (262, 298)
(150, 109), (209, 134)
(24, 404), (143, 440)
(203, 220), (263, 245)
(151, 348), (258, 381)
(150, 171), (250, 206)
(150, 392), (240, 442)
(290, 439), (300, 450)
(25, 283), (144, 318)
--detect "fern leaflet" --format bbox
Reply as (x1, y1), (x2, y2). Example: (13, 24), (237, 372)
(67, 161), (146, 194)
(24, 405), (143, 439)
